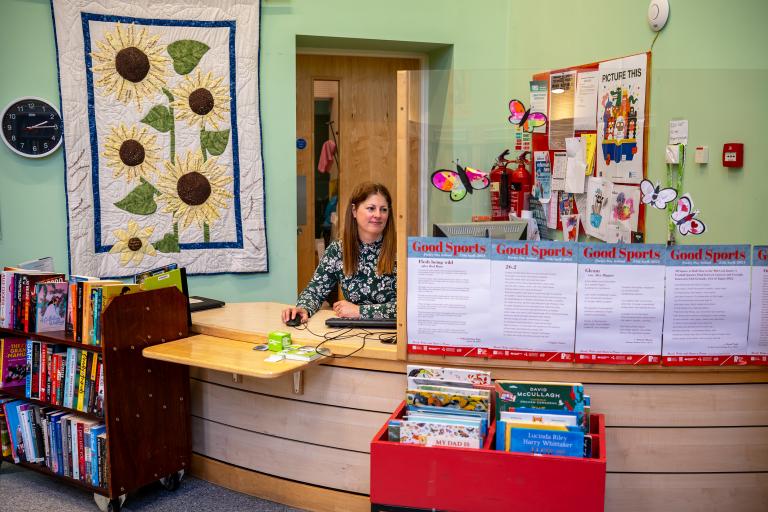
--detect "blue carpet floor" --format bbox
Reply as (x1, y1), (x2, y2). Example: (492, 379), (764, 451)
(0, 462), (307, 512)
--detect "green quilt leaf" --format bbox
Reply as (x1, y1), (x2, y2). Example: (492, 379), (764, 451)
(114, 181), (159, 215)
(153, 232), (181, 253)
(168, 40), (210, 75)
(201, 129), (230, 156)
(141, 105), (174, 133)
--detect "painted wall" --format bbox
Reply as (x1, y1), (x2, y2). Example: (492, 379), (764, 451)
(1, 0), (766, 306)
(428, 0), (768, 247)
(0, 0), (507, 302)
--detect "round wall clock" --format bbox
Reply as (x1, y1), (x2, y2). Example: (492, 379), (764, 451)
(1, 97), (64, 158)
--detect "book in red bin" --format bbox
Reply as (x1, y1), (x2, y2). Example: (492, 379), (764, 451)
(1, 338), (27, 389)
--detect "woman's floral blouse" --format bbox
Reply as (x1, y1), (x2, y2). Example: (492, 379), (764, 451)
(296, 239), (397, 319)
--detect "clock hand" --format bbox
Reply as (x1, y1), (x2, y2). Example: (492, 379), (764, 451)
(25, 123), (55, 130)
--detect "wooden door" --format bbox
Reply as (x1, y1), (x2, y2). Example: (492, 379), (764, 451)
(295, 54), (421, 294)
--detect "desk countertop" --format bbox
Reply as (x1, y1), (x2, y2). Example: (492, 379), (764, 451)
(190, 302), (399, 361)
(143, 302), (399, 377)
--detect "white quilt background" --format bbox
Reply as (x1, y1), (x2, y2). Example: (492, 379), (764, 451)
(51, 0), (267, 277)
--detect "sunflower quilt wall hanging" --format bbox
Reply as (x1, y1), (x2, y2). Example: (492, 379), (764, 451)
(51, 0), (267, 277)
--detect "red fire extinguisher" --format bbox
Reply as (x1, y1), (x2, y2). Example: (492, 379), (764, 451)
(490, 150), (514, 221)
(508, 151), (532, 218)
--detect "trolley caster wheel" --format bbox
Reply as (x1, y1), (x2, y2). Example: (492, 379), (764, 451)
(160, 469), (185, 491)
(94, 493), (126, 512)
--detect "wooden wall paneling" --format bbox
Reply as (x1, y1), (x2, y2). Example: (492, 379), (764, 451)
(192, 417), (370, 494)
(396, 70), (409, 360)
(605, 473), (768, 512)
(190, 365), (405, 413)
(590, 383), (768, 426)
(191, 454), (370, 512)
(296, 54), (317, 292)
(190, 379), (389, 452)
(606, 426), (768, 472)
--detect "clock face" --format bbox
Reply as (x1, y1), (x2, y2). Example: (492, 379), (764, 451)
(1, 97), (64, 158)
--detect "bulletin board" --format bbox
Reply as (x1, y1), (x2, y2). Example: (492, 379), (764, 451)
(530, 52), (651, 242)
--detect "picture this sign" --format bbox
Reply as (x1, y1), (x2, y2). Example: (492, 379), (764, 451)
(596, 53), (648, 184)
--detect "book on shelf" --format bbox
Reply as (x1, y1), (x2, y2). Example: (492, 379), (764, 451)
(132, 263), (178, 285)
(16, 257), (55, 273)
(497, 420), (586, 457)
(1, 337), (27, 389)
(0, 397), (13, 457)
(34, 282), (68, 333)
(65, 275), (99, 335)
(3, 399), (27, 462)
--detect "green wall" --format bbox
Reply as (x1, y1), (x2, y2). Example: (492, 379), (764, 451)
(1, 0), (766, 304)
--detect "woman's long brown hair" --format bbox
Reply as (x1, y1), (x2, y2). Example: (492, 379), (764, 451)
(342, 182), (396, 276)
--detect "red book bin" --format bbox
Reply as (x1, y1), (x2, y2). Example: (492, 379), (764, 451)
(370, 402), (606, 512)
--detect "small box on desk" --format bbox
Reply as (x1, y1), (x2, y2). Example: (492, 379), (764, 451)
(370, 401), (606, 512)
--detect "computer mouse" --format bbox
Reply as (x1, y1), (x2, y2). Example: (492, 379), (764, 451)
(285, 316), (302, 327)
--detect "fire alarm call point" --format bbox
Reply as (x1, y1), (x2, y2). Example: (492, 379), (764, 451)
(722, 143), (744, 168)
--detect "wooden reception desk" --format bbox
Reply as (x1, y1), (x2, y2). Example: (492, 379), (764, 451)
(143, 302), (768, 512)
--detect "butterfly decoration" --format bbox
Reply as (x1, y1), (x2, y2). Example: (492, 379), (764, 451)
(508, 99), (548, 132)
(640, 179), (678, 209)
(431, 161), (490, 202)
(671, 194), (706, 236)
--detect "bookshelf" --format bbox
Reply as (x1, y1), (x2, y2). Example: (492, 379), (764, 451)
(1, 287), (191, 512)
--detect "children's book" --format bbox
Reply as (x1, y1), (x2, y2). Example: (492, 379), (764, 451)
(498, 419), (585, 457)
(495, 380), (585, 420)
(407, 389), (490, 412)
(406, 365), (492, 386)
(500, 410), (579, 428)
(1, 338), (27, 389)
(399, 420), (483, 449)
(35, 282), (68, 333)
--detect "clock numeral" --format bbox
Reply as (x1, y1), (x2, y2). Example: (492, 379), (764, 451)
(51, 136), (56, 141)
(6, 125), (10, 131)
(16, 106), (24, 112)
(32, 146), (38, 152)
(50, 114), (55, 120)
(11, 135), (16, 142)
(53, 124), (58, 130)
(19, 142), (24, 148)
(28, 103), (34, 109)
(9, 114), (15, 119)
(43, 143), (49, 149)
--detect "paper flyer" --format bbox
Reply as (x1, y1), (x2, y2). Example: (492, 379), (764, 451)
(596, 53), (647, 184)
(561, 214), (579, 242)
(575, 244), (665, 364)
(582, 177), (611, 240)
(529, 80), (549, 134)
(534, 151), (552, 203)
(488, 241), (577, 361)
(407, 237), (491, 356)
(548, 70), (576, 151)
(609, 184), (640, 231)
(662, 245), (751, 365)
(574, 70), (599, 131)
(546, 192), (559, 230)
(564, 137), (586, 194)
(583, 133), (597, 176)
(748, 246), (768, 364)
(551, 152), (567, 191)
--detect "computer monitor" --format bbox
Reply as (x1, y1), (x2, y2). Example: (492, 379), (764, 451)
(432, 220), (528, 240)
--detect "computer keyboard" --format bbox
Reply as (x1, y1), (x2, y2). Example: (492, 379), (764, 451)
(325, 317), (396, 329)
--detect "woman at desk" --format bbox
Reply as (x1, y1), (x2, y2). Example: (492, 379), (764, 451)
(282, 182), (397, 324)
